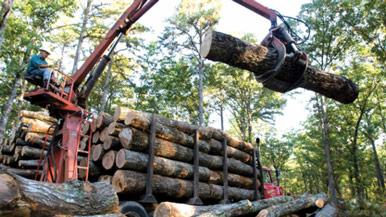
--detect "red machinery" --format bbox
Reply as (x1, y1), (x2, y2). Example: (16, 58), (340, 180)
(24, 0), (304, 184)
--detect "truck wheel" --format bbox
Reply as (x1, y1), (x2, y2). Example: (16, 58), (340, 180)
(120, 201), (149, 217)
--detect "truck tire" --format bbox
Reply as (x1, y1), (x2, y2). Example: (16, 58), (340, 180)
(120, 201), (149, 217)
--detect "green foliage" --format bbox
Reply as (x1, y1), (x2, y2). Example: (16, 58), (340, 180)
(0, 0), (76, 128)
(279, 0), (386, 212)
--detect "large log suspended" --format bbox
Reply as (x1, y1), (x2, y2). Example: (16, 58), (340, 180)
(154, 196), (292, 217)
(256, 193), (328, 217)
(0, 171), (120, 216)
(201, 30), (359, 104)
(112, 170), (257, 201)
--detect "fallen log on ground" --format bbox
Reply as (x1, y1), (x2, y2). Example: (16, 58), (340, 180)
(201, 30), (358, 104)
(154, 196), (292, 217)
(256, 193), (328, 217)
(0, 171), (120, 216)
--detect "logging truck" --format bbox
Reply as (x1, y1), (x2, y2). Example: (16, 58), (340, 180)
(0, 109), (285, 216)
(2, 0), (356, 216)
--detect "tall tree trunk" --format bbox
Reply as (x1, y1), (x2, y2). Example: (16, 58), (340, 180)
(367, 134), (385, 192)
(0, 48), (31, 145)
(100, 60), (113, 112)
(0, 74), (20, 144)
(198, 57), (204, 126)
(0, 0), (13, 47)
(351, 107), (366, 206)
(220, 104), (224, 131)
(316, 95), (338, 205)
(58, 43), (67, 71)
(71, 0), (93, 74)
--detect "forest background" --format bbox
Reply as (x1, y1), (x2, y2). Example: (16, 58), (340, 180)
(0, 0), (384, 216)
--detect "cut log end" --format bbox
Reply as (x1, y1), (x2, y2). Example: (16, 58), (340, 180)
(102, 150), (117, 170)
(115, 149), (125, 169)
(200, 29), (213, 58)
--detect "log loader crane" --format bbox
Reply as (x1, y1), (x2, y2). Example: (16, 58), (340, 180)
(22, 0), (307, 215)
(24, 0), (305, 184)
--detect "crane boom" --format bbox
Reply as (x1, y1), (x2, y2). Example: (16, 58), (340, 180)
(23, 0), (300, 183)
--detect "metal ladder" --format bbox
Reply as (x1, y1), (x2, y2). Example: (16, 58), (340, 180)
(77, 120), (93, 181)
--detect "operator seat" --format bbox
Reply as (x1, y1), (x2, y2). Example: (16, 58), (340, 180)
(25, 74), (44, 87)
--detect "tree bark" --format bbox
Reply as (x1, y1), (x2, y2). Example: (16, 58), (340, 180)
(256, 193), (328, 217)
(20, 117), (55, 134)
(112, 170), (257, 201)
(366, 134), (385, 192)
(19, 110), (56, 123)
(0, 75), (21, 145)
(124, 114), (212, 153)
(154, 197), (292, 217)
(208, 138), (252, 164)
(100, 61), (113, 112)
(316, 95), (338, 204)
(115, 148), (256, 188)
(102, 136), (121, 150)
(20, 146), (46, 159)
(116, 149), (212, 182)
(2, 168), (41, 180)
(114, 107), (132, 122)
(0, 171), (120, 216)
(97, 112), (114, 129)
(15, 138), (48, 149)
(0, 48), (31, 145)
(201, 30), (358, 104)
(315, 203), (337, 217)
(124, 109), (212, 139)
(25, 132), (52, 144)
(206, 127), (254, 154)
(0, 0), (13, 47)
(71, 0), (93, 74)
(118, 128), (254, 176)
(18, 159), (43, 168)
(198, 57), (204, 126)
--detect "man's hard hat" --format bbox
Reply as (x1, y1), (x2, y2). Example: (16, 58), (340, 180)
(39, 47), (51, 55)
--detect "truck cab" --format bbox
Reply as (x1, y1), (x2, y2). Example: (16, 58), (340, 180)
(262, 167), (284, 198)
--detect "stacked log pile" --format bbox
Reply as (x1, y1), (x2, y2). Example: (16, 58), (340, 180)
(0, 110), (58, 179)
(85, 107), (262, 204)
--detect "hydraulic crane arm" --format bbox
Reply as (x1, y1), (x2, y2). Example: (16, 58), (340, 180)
(71, 0), (158, 91)
(233, 0), (277, 27)
(72, 0), (297, 108)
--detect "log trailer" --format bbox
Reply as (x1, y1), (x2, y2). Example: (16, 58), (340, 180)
(20, 0), (324, 216)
